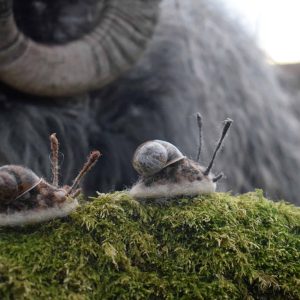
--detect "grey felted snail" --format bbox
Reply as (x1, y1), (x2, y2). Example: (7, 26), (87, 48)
(0, 134), (101, 226)
(130, 115), (233, 199)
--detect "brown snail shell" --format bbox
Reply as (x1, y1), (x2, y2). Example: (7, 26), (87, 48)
(132, 140), (185, 176)
(0, 165), (41, 203)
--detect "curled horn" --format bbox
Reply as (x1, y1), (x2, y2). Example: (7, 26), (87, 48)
(0, 0), (160, 97)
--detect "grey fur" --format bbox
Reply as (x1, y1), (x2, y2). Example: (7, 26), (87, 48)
(0, 0), (300, 204)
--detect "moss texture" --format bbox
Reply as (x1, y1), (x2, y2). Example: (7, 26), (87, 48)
(0, 190), (299, 299)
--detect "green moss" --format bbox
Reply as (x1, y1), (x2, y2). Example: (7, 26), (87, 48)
(0, 190), (299, 299)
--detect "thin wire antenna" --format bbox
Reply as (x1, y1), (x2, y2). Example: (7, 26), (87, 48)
(204, 118), (233, 176)
(196, 113), (203, 161)
(213, 172), (224, 183)
(71, 189), (81, 199)
(50, 133), (59, 186)
(66, 150), (101, 196)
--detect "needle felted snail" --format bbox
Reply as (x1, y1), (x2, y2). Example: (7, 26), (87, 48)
(130, 115), (233, 199)
(0, 134), (101, 226)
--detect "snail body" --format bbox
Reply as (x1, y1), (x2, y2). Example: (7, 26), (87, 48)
(0, 134), (100, 226)
(130, 117), (232, 200)
(0, 165), (77, 226)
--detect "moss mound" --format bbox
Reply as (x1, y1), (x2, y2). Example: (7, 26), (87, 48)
(0, 191), (299, 299)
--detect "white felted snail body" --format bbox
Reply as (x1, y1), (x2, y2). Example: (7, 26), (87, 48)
(130, 117), (232, 200)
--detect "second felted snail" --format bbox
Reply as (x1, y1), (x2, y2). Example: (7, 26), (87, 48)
(0, 134), (101, 226)
(130, 115), (233, 199)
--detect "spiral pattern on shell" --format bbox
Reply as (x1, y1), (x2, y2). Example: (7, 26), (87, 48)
(0, 165), (40, 203)
(132, 140), (185, 176)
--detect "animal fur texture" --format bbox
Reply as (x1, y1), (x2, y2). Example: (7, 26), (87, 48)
(0, 0), (300, 204)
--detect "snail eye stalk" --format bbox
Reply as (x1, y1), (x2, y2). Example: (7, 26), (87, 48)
(196, 113), (203, 162)
(66, 151), (101, 197)
(213, 172), (224, 183)
(50, 133), (59, 187)
(204, 118), (232, 176)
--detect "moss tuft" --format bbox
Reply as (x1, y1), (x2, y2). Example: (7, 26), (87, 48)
(0, 190), (299, 299)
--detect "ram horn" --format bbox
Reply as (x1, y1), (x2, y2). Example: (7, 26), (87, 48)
(0, 0), (160, 97)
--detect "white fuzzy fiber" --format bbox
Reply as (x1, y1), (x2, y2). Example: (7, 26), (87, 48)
(0, 199), (79, 227)
(130, 179), (216, 199)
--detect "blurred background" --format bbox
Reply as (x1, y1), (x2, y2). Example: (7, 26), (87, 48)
(223, 0), (300, 64)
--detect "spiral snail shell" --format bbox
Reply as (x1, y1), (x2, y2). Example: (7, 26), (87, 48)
(130, 116), (233, 200)
(0, 134), (101, 227)
(132, 140), (185, 177)
(0, 165), (41, 204)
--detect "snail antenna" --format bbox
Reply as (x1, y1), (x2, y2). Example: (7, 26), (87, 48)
(204, 118), (233, 176)
(196, 113), (203, 161)
(50, 133), (59, 186)
(213, 172), (224, 183)
(66, 151), (101, 196)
